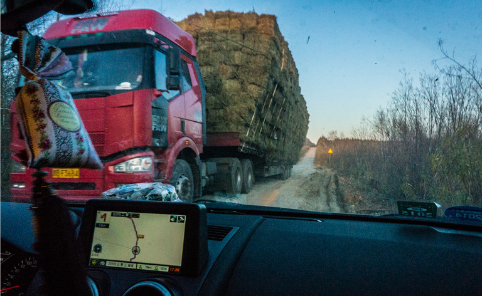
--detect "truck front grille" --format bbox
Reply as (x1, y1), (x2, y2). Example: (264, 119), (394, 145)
(89, 133), (105, 155)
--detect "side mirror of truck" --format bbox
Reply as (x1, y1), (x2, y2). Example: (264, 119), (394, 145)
(167, 47), (181, 90)
(168, 47), (181, 76)
(167, 76), (181, 91)
(1, 0), (94, 36)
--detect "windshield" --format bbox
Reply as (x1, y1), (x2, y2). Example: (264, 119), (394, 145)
(62, 46), (145, 94)
(2, 0), (481, 227)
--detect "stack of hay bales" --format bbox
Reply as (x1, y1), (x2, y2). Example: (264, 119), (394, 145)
(177, 11), (309, 164)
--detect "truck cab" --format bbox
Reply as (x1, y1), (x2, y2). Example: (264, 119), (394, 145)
(10, 10), (207, 202)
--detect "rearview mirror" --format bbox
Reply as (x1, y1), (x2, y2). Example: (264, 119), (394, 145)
(1, 0), (94, 36)
(167, 47), (181, 90)
(167, 76), (181, 91)
(168, 47), (181, 76)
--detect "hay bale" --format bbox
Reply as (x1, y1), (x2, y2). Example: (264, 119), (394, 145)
(242, 12), (258, 30)
(258, 14), (276, 35)
(218, 64), (235, 79)
(176, 11), (309, 164)
(223, 79), (242, 94)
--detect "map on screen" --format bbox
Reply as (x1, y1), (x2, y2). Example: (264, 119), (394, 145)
(89, 211), (186, 273)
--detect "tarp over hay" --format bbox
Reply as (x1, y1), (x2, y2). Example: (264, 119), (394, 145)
(177, 11), (309, 164)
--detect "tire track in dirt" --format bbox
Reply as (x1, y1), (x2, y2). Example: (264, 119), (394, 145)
(324, 171), (342, 213)
(296, 167), (343, 213)
(203, 148), (348, 213)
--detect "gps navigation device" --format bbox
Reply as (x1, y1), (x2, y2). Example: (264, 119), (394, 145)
(79, 200), (208, 276)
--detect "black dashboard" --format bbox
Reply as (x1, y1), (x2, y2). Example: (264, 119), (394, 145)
(2, 201), (482, 296)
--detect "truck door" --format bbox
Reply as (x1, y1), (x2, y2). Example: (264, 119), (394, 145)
(181, 57), (203, 146)
(154, 49), (183, 145)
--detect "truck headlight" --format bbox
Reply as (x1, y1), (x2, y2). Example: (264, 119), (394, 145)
(114, 157), (152, 173)
(12, 183), (26, 189)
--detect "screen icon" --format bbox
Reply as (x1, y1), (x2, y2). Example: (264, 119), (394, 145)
(170, 215), (178, 222)
(178, 216), (185, 223)
(93, 244), (102, 253)
(157, 265), (169, 272)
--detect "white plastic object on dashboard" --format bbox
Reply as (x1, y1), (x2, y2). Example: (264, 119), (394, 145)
(101, 182), (181, 202)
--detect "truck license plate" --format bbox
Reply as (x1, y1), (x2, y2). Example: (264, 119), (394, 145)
(52, 168), (80, 178)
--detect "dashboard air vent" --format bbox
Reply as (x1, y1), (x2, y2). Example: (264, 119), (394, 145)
(207, 225), (233, 241)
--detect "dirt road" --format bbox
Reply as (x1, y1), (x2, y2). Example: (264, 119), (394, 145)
(203, 148), (350, 213)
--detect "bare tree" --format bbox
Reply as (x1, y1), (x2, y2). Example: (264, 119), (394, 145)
(323, 52), (481, 208)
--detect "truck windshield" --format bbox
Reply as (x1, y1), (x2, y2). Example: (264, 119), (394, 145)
(62, 46), (145, 94)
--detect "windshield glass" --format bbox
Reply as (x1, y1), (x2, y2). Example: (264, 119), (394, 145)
(2, 0), (481, 226)
(62, 46), (145, 93)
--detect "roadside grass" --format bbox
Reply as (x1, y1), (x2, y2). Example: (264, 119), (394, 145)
(315, 136), (482, 212)
(315, 61), (482, 212)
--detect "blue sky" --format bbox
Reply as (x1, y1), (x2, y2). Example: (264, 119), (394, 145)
(132, 0), (482, 141)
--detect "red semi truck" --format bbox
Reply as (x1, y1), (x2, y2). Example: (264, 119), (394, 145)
(9, 9), (296, 202)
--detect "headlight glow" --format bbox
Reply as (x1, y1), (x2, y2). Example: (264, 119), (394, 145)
(11, 161), (26, 173)
(114, 157), (153, 173)
(12, 183), (26, 189)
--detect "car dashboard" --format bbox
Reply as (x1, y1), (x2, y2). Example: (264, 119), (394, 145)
(2, 200), (482, 296)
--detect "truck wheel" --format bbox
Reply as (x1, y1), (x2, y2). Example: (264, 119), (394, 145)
(240, 159), (254, 194)
(170, 159), (194, 203)
(228, 158), (243, 195)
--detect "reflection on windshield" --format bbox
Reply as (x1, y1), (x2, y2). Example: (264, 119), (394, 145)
(62, 46), (144, 93)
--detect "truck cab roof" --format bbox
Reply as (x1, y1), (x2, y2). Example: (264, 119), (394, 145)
(43, 9), (197, 57)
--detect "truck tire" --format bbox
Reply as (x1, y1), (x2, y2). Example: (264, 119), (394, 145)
(240, 159), (254, 194)
(170, 159), (194, 203)
(228, 158), (243, 195)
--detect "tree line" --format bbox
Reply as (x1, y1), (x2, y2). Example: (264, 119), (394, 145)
(316, 53), (482, 209)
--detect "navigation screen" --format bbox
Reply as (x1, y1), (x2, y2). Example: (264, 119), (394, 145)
(89, 211), (186, 274)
